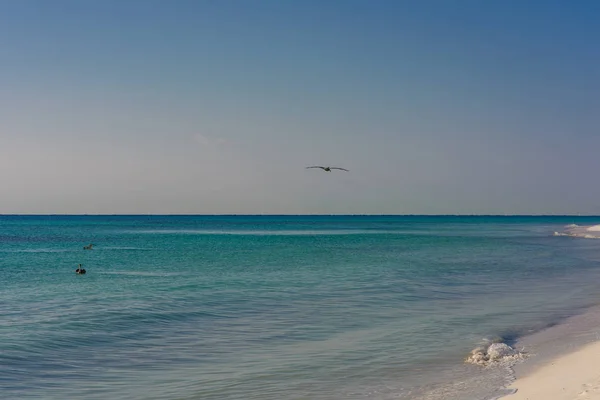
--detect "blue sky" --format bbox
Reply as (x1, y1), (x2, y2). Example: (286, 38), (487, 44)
(0, 0), (598, 214)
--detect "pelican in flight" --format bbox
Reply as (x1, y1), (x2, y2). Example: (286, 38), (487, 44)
(306, 166), (349, 172)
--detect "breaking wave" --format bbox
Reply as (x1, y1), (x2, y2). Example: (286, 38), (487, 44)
(554, 224), (600, 239)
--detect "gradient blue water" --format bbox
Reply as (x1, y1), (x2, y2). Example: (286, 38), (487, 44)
(2, 216), (600, 399)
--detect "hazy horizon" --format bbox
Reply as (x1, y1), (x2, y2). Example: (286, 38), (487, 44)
(1, 1), (599, 215)
(1, 213), (598, 217)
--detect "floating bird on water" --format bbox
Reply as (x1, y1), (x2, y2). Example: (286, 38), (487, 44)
(306, 166), (349, 172)
(75, 264), (86, 274)
(83, 244), (93, 250)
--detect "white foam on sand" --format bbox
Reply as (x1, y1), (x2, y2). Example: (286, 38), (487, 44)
(462, 341), (528, 399)
(465, 341), (528, 367)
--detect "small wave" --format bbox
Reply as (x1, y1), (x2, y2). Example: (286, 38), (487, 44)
(0, 248), (74, 253)
(99, 247), (151, 251)
(555, 232), (600, 239)
(0, 247), (150, 253)
(465, 341), (527, 367)
(125, 229), (397, 236)
(98, 271), (180, 277)
(554, 224), (600, 239)
(488, 389), (518, 400)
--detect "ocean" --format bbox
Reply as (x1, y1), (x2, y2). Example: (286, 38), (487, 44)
(2, 215), (600, 400)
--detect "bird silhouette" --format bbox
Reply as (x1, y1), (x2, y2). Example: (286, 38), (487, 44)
(306, 166), (349, 172)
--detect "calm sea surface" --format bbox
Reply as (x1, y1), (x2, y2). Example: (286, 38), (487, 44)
(2, 215), (600, 399)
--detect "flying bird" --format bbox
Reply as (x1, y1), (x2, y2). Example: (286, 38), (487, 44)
(306, 166), (349, 172)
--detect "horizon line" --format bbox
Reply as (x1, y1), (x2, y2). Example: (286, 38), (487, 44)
(0, 214), (598, 217)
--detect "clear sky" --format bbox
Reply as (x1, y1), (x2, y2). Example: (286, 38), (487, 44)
(1, 0), (598, 214)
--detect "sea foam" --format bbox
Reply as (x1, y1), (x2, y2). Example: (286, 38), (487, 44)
(554, 224), (600, 239)
(465, 342), (527, 367)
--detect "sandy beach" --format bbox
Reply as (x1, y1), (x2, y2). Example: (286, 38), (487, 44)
(507, 340), (600, 400)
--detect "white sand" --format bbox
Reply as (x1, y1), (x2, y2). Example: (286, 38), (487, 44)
(506, 340), (600, 400)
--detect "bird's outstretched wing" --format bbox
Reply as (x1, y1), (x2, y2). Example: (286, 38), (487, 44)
(306, 166), (326, 170)
(330, 167), (349, 171)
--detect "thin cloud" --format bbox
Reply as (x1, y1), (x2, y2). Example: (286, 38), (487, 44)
(192, 133), (230, 149)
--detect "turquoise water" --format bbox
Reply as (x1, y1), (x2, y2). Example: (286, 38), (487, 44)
(2, 215), (600, 399)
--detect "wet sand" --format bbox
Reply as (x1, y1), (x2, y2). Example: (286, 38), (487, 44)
(506, 340), (600, 400)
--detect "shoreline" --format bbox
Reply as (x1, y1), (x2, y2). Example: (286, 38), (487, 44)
(504, 339), (600, 399)
(496, 303), (600, 400)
